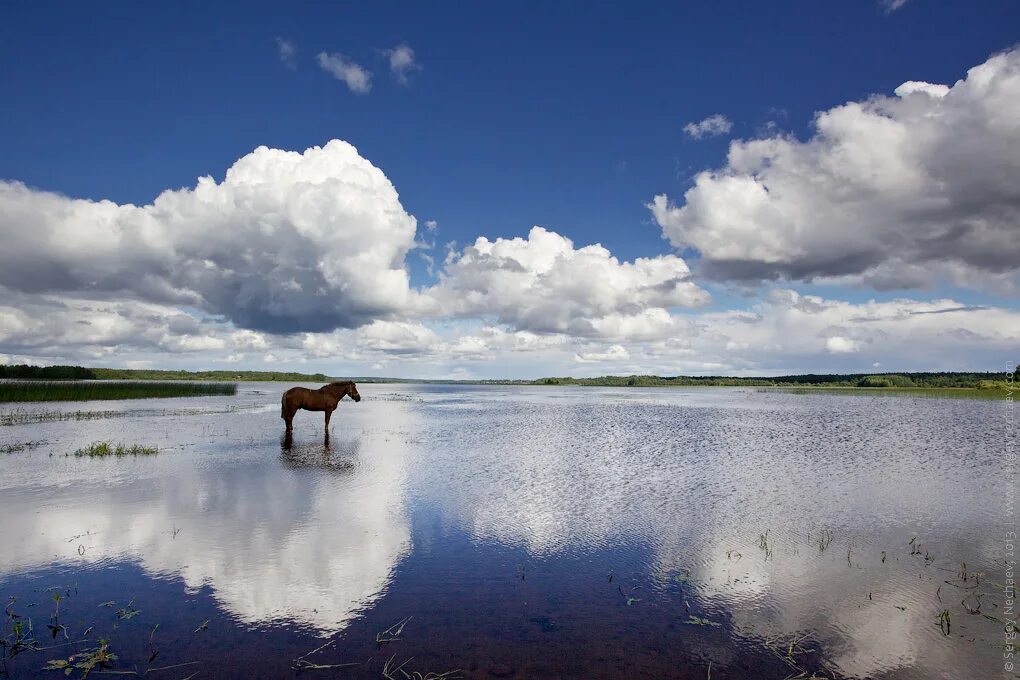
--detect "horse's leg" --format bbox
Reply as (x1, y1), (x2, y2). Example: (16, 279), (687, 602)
(281, 393), (294, 432)
(324, 406), (333, 432)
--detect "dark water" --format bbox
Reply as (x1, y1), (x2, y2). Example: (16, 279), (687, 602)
(0, 384), (1013, 679)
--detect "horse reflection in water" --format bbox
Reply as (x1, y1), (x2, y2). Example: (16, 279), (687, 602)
(281, 381), (361, 434)
(281, 429), (361, 473)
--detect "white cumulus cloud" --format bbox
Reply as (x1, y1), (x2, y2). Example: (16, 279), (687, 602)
(0, 140), (423, 333)
(430, 226), (710, 337)
(652, 48), (1020, 294)
(575, 344), (630, 363)
(825, 336), (859, 354)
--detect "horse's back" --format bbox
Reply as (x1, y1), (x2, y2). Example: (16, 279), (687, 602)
(283, 386), (328, 411)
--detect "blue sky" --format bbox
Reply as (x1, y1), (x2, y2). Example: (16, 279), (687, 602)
(3, 1), (1016, 268)
(0, 1), (1018, 377)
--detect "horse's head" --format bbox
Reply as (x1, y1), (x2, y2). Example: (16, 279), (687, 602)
(329, 381), (361, 402)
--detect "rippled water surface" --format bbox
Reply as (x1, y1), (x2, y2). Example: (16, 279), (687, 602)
(0, 384), (1012, 679)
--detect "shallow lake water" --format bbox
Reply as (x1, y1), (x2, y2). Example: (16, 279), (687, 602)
(0, 383), (1012, 679)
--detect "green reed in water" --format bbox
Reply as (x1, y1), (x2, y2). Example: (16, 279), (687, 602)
(72, 442), (159, 458)
(0, 381), (236, 403)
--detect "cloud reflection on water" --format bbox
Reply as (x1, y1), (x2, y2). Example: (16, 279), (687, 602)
(0, 385), (1007, 679)
(0, 393), (416, 633)
(408, 388), (1006, 680)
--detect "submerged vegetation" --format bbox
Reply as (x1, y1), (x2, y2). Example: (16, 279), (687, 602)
(0, 440), (45, 455)
(0, 381), (236, 403)
(2, 409), (128, 426)
(72, 442), (159, 457)
(1, 404), (248, 427)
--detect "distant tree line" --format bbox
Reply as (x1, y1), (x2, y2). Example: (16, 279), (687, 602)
(0, 364), (97, 380)
(91, 368), (338, 382)
(531, 370), (1018, 389)
(1, 364), (1016, 389)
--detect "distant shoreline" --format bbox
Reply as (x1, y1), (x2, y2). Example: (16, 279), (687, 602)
(0, 364), (1013, 392)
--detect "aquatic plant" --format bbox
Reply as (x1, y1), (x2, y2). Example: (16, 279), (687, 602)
(45, 639), (117, 677)
(937, 608), (951, 635)
(2, 599), (40, 672)
(291, 632), (360, 672)
(759, 529), (774, 560)
(114, 599), (140, 620)
(2, 403), (253, 427)
(762, 633), (827, 678)
(685, 616), (721, 627)
(1, 409), (123, 426)
(72, 442), (158, 458)
(47, 593), (67, 641)
(376, 616), (412, 644)
(0, 381), (236, 403)
(816, 529), (834, 553)
(961, 592), (983, 614)
(383, 654), (462, 680)
(0, 440), (45, 454)
(618, 585), (641, 605)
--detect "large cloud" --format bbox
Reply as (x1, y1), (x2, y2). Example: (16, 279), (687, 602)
(0, 140), (423, 333)
(675, 289), (1020, 372)
(3, 286), (1018, 377)
(650, 48), (1020, 293)
(430, 226), (709, 336)
(0, 287), (270, 360)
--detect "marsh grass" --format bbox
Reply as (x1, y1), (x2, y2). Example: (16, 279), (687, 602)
(72, 442), (159, 458)
(2, 404), (248, 427)
(937, 608), (951, 635)
(758, 529), (774, 560)
(0, 440), (45, 454)
(0, 381), (236, 403)
(1, 409), (122, 426)
(376, 616), (413, 644)
(685, 615), (721, 627)
(816, 529), (834, 553)
(382, 654), (462, 680)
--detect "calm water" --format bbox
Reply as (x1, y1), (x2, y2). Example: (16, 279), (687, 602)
(0, 384), (1012, 679)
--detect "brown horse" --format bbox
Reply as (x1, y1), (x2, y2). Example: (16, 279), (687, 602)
(281, 381), (361, 433)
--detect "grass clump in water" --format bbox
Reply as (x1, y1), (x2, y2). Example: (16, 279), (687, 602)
(0, 381), (236, 403)
(72, 442), (159, 458)
(0, 440), (45, 454)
